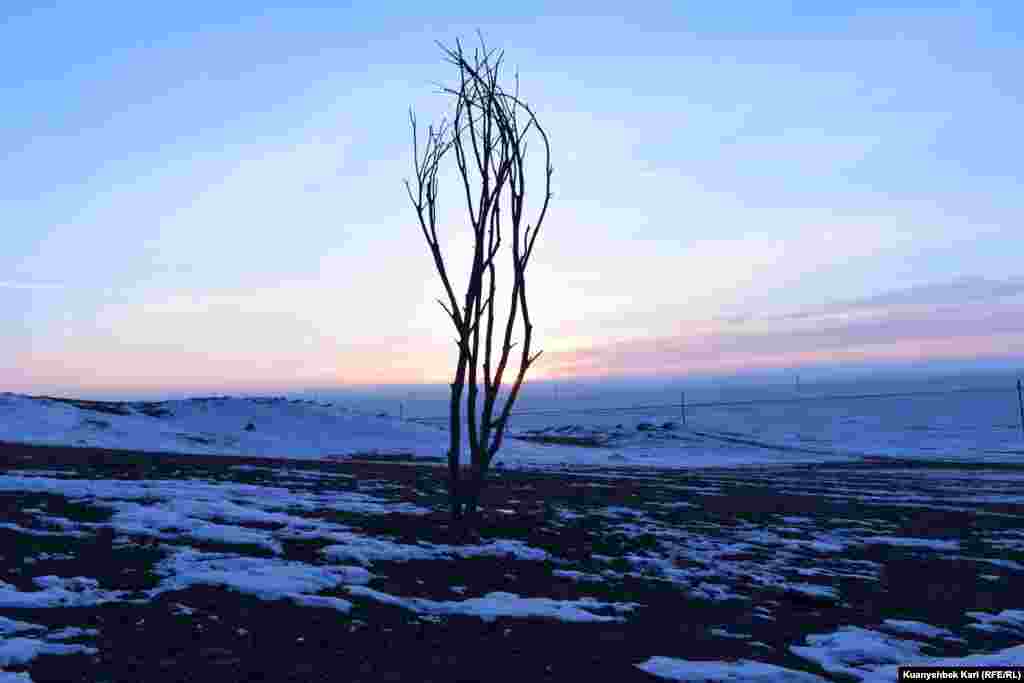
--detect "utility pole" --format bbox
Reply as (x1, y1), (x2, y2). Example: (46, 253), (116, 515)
(1017, 378), (1023, 438)
(680, 392), (686, 427)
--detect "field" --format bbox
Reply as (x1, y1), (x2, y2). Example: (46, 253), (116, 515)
(1, 441), (1022, 682)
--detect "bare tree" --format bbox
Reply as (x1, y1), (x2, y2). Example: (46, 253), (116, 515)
(406, 37), (553, 529)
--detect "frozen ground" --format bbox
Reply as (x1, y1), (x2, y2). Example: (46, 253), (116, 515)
(0, 394), (454, 462)
(0, 393), (866, 469)
(0, 446), (1021, 681)
(393, 373), (1024, 462)
(1, 390), (1023, 679)
(499, 388), (1024, 463)
(5, 390), (1023, 471)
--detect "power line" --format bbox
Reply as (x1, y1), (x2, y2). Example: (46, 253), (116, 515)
(408, 385), (1014, 423)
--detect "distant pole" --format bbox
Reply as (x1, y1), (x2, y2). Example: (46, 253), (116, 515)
(681, 392), (686, 426)
(1017, 379), (1024, 438)
(399, 402), (404, 421)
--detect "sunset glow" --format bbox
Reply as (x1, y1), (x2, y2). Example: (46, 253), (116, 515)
(3, 3), (1022, 396)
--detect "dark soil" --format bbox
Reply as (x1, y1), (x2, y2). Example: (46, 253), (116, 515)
(1, 441), (1022, 682)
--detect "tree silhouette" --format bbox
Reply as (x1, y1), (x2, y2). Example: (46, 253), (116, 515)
(406, 36), (553, 528)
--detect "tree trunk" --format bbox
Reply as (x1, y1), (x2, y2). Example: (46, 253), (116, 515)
(406, 38), (552, 540)
(447, 354), (468, 523)
(460, 458), (488, 530)
(449, 481), (463, 521)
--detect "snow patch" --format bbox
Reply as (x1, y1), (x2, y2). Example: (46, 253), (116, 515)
(880, 619), (957, 640)
(791, 626), (1024, 681)
(0, 638), (95, 668)
(966, 610), (1024, 634)
(321, 534), (549, 567)
(859, 536), (960, 551)
(150, 547), (372, 606)
(0, 672), (34, 683)
(0, 576), (122, 609)
(790, 626), (927, 678)
(346, 586), (637, 623)
(637, 656), (828, 681)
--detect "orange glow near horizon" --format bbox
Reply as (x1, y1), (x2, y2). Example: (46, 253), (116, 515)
(5, 330), (1022, 398)
(4, 6), (1023, 404)
(533, 330), (1024, 381)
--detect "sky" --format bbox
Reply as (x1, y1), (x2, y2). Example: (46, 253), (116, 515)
(2, 1), (1023, 396)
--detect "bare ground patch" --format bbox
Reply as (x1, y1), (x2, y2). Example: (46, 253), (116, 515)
(0, 442), (1022, 681)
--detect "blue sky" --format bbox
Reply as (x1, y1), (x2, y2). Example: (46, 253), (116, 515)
(2, 2), (1022, 394)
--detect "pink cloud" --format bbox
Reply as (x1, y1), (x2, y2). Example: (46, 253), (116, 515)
(539, 287), (1024, 380)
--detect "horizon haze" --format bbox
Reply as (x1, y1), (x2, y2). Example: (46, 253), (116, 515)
(3, 2), (1023, 397)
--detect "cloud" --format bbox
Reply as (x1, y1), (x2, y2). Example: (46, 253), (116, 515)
(751, 276), (1024, 325)
(541, 277), (1024, 378)
(0, 281), (64, 290)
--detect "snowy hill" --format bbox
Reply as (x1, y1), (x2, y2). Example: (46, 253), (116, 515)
(0, 394), (452, 461)
(0, 392), (866, 469)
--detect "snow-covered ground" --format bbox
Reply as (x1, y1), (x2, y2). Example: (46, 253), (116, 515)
(635, 640), (1024, 682)
(0, 393), (864, 469)
(683, 387), (1024, 463)
(490, 387), (1024, 463)
(0, 394), (453, 461)
(382, 373), (1024, 462)
(2, 389), (1023, 679)
(0, 458), (1021, 680)
(6, 380), (1023, 471)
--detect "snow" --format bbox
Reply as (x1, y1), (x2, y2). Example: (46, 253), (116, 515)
(590, 510), (889, 606)
(345, 586), (637, 623)
(879, 619), (957, 640)
(642, 642), (1024, 682)
(790, 627), (927, 678)
(170, 602), (196, 616)
(0, 619), (42, 637)
(959, 557), (1024, 571)
(790, 626), (1024, 681)
(150, 547), (372, 604)
(451, 539), (550, 562)
(45, 627), (98, 641)
(0, 392), (867, 469)
(0, 576), (123, 609)
(0, 473), (435, 558)
(0, 393), (594, 467)
(697, 468), (1024, 516)
(2, 389), (1023, 678)
(498, 380), (1024, 464)
(0, 638), (95, 668)
(320, 537), (430, 565)
(552, 569), (604, 582)
(858, 536), (960, 551)
(0, 619), (97, 676)
(0, 672), (33, 683)
(288, 594), (355, 613)
(636, 656), (828, 681)
(0, 394), (451, 460)
(25, 553), (74, 563)
(0, 522), (85, 538)
(783, 583), (839, 601)
(709, 627), (751, 640)
(321, 534), (549, 566)
(111, 500), (286, 552)
(863, 644), (1024, 681)
(966, 609), (1024, 633)
(4, 382), (1024, 468)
